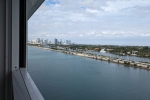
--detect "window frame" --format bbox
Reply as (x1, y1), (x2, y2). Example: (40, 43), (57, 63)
(8, 0), (45, 99)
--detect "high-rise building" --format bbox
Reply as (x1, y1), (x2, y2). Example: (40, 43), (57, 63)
(37, 38), (40, 43)
(40, 39), (43, 44)
(44, 39), (48, 44)
(60, 39), (62, 44)
(66, 40), (71, 45)
(66, 40), (68, 45)
(54, 38), (58, 45)
(68, 40), (71, 45)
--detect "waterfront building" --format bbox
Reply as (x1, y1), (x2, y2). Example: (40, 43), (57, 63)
(94, 48), (99, 51)
(40, 39), (43, 44)
(60, 39), (62, 44)
(44, 39), (48, 44)
(131, 51), (138, 55)
(66, 40), (71, 45)
(58, 41), (61, 45)
(54, 38), (58, 45)
(31, 39), (38, 44)
(127, 52), (131, 55)
(37, 38), (40, 43)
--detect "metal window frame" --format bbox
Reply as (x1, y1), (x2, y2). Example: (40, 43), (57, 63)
(4, 0), (45, 99)
(5, 0), (13, 99)
(5, 0), (45, 99)
(19, 0), (27, 68)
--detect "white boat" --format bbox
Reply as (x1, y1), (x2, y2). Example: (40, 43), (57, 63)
(100, 49), (106, 52)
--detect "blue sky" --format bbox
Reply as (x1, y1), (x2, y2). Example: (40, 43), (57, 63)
(28, 0), (150, 45)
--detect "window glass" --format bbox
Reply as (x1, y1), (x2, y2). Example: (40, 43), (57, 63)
(28, 0), (150, 100)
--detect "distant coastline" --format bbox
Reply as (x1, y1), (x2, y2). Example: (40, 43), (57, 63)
(29, 46), (150, 70)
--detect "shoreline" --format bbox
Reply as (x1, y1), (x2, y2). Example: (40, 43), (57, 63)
(31, 46), (150, 70)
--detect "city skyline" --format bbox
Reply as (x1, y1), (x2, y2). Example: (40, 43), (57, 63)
(28, 0), (150, 45)
(29, 38), (74, 45)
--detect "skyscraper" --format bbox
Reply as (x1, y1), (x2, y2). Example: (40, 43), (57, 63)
(66, 40), (71, 45)
(40, 39), (43, 44)
(54, 38), (58, 45)
(37, 38), (40, 43)
(44, 39), (48, 44)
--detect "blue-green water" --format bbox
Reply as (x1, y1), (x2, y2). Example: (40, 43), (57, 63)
(28, 46), (150, 100)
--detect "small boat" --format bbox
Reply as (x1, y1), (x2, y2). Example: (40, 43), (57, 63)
(100, 49), (106, 53)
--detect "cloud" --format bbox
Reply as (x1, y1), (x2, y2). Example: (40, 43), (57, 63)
(28, 0), (150, 45)
(101, 0), (150, 12)
(86, 8), (101, 13)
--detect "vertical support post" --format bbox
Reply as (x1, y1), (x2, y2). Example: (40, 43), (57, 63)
(6, 0), (13, 99)
(19, 0), (27, 68)
(0, 0), (6, 99)
(12, 0), (20, 70)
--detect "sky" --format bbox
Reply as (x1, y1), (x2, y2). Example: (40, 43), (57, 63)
(28, 0), (150, 45)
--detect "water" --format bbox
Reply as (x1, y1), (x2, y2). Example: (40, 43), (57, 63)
(85, 51), (150, 63)
(28, 46), (150, 100)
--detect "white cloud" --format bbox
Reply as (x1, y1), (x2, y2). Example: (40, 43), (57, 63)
(101, 0), (150, 12)
(86, 8), (100, 13)
(140, 33), (150, 37)
(28, 0), (150, 45)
